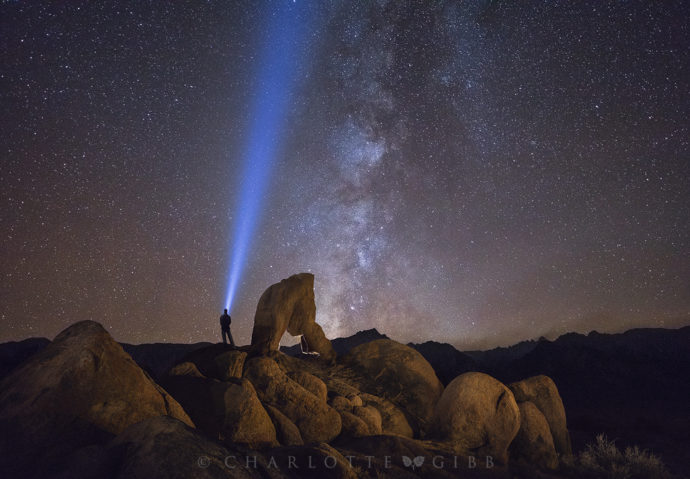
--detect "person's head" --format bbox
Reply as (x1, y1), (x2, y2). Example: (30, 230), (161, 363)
(224, 308), (228, 314)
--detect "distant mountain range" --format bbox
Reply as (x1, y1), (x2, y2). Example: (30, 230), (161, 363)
(280, 328), (390, 357)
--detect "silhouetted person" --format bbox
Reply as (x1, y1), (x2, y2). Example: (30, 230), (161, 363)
(220, 309), (235, 346)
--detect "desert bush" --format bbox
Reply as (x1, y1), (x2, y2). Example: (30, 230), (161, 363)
(567, 434), (671, 479)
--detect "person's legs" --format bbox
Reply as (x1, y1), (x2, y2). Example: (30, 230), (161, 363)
(227, 328), (235, 347)
(222, 328), (228, 344)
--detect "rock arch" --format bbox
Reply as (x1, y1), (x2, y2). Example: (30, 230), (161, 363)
(250, 273), (336, 362)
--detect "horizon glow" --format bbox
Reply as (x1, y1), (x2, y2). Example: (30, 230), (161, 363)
(224, 2), (314, 312)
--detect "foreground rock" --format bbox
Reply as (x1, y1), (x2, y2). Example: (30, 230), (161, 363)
(243, 356), (342, 443)
(508, 375), (572, 457)
(54, 416), (271, 479)
(430, 372), (520, 464)
(509, 401), (558, 470)
(0, 321), (193, 477)
(343, 339), (443, 434)
(250, 273), (336, 362)
(161, 374), (277, 448)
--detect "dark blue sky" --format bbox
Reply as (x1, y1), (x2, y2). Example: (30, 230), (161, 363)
(1, 1), (688, 349)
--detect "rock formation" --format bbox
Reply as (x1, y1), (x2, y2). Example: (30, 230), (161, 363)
(0, 321), (192, 477)
(343, 338), (443, 434)
(509, 400), (559, 470)
(0, 273), (578, 478)
(243, 356), (342, 443)
(430, 371), (520, 464)
(160, 374), (277, 448)
(250, 273), (336, 362)
(509, 374), (572, 456)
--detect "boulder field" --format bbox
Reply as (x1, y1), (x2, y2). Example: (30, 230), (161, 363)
(0, 273), (572, 478)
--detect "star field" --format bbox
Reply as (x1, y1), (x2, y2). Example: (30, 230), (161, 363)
(1, 1), (688, 349)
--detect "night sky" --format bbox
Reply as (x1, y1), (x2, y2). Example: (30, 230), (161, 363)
(1, 1), (688, 350)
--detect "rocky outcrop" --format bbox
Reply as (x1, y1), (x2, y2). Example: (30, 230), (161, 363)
(509, 401), (558, 470)
(430, 372), (520, 464)
(243, 356), (341, 443)
(161, 375), (276, 448)
(509, 375), (571, 457)
(343, 339), (443, 433)
(250, 273), (336, 362)
(0, 321), (193, 477)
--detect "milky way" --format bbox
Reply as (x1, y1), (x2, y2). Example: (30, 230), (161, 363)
(1, 1), (688, 349)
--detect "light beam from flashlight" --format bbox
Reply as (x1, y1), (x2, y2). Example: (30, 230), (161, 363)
(224, 3), (313, 312)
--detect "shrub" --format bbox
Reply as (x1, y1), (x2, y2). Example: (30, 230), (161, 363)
(569, 434), (671, 479)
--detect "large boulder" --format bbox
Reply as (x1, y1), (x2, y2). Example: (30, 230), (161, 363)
(343, 339), (443, 434)
(430, 372), (520, 464)
(243, 356), (341, 443)
(509, 401), (559, 470)
(161, 375), (276, 448)
(508, 375), (572, 456)
(250, 273), (336, 362)
(0, 321), (193, 477)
